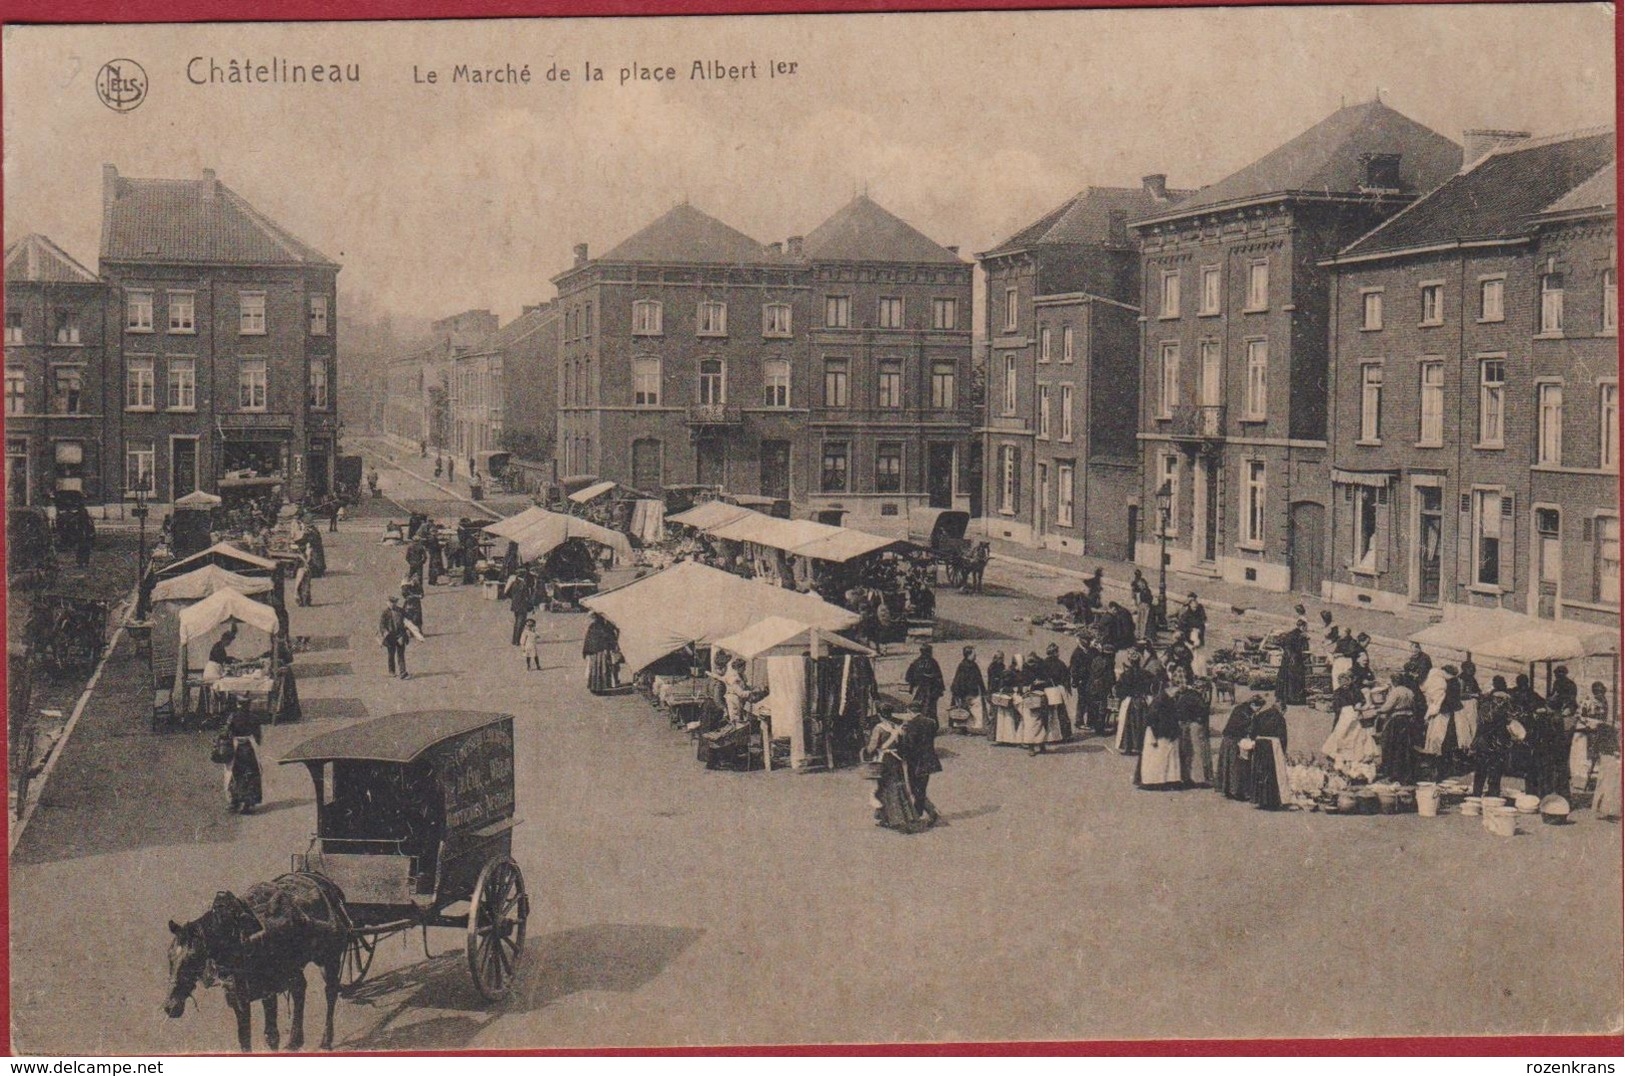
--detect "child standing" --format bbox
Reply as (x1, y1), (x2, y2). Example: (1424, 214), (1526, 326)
(520, 618), (543, 671)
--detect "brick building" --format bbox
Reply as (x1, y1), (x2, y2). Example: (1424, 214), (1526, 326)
(449, 300), (560, 461)
(978, 178), (1187, 557)
(3, 235), (111, 509)
(1322, 128), (1617, 623)
(1130, 101), (1461, 594)
(100, 165), (341, 504)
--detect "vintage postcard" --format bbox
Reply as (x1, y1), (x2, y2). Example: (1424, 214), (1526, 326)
(3, 5), (1620, 1056)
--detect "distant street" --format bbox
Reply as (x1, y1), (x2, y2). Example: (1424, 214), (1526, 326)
(8, 453), (1621, 1053)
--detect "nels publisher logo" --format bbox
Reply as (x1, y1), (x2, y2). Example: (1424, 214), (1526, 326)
(96, 59), (147, 112)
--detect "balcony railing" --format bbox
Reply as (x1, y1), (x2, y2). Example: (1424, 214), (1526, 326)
(1170, 403), (1226, 440)
(686, 403), (743, 426)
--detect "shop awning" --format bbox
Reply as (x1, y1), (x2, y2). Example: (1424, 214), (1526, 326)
(173, 490), (223, 509)
(483, 506), (552, 540)
(568, 480), (617, 504)
(502, 509), (633, 566)
(668, 500), (755, 531)
(1331, 468), (1399, 488)
(156, 541), (279, 578)
(177, 587), (280, 646)
(151, 564), (272, 604)
(1409, 607), (1619, 664)
(582, 562), (858, 674)
(790, 529), (908, 563)
(712, 616), (874, 660)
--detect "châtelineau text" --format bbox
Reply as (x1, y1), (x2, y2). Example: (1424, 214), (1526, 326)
(184, 58), (802, 88)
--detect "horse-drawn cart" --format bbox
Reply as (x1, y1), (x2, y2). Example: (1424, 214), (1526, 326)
(280, 710), (530, 1001)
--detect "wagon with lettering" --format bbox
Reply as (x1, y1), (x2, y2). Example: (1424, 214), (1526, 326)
(281, 710), (529, 1001)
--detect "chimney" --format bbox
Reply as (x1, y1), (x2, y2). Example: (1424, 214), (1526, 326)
(102, 164), (119, 213)
(201, 167), (218, 198)
(786, 236), (804, 257)
(1462, 128), (1531, 167)
(573, 243), (589, 267)
(1142, 173), (1168, 200)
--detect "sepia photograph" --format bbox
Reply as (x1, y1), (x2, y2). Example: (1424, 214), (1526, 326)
(1, 3), (1620, 1056)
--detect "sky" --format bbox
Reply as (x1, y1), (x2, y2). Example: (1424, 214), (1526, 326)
(2, 5), (1616, 327)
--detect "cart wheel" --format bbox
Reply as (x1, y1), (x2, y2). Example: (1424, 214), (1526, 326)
(466, 856), (528, 1002)
(339, 933), (376, 995)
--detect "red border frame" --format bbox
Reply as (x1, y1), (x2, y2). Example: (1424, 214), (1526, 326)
(0, 0), (1620, 1059)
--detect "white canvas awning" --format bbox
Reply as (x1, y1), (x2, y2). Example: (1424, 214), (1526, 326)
(1410, 608), (1619, 664)
(503, 509), (633, 566)
(712, 616), (875, 660)
(482, 506), (552, 540)
(156, 542), (279, 578)
(568, 480), (618, 504)
(151, 564), (272, 604)
(173, 490), (223, 509)
(582, 561), (858, 674)
(668, 500), (755, 531)
(177, 587), (280, 646)
(789, 528), (906, 563)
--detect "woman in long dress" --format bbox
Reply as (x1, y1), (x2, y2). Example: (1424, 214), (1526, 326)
(222, 704), (263, 814)
(1020, 652), (1066, 755)
(1176, 674), (1213, 787)
(1215, 697), (1260, 801)
(1248, 700), (1291, 810)
(1321, 675), (1380, 780)
(1136, 682), (1184, 789)
(583, 611), (620, 694)
(865, 707), (941, 833)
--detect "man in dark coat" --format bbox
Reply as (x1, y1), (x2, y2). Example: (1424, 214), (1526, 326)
(1085, 643), (1116, 734)
(1097, 601), (1133, 652)
(1549, 665), (1579, 714)
(404, 539), (427, 590)
(379, 596), (410, 679)
(508, 571), (533, 646)
(1176, 592), (1207, 648)
(1473, 676), (1515, 798)
(1083, 568), (1105, 618)
(905, 644), (946, 723)
(1401, 642), (1433, 687)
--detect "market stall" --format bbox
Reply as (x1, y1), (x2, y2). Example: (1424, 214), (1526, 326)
(169, 587), (296, 726)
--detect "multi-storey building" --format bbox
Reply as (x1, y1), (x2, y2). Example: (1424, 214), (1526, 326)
(3, 235), (111, 509)
(554, 197), (975, 525)
(100, 165), (341, 504)
(978, 177), (1187, 557)
(1322, 128), (1617, 623)
(384, 352), (429, 444)
(1130, 101), (1461, 594)
(449, 301), (560, 460)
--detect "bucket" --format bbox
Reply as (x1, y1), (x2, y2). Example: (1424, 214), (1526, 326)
(1416, 783), (1441, 817)
(1485, 806), (1518, 837)
(1461, 796), (1482, 817)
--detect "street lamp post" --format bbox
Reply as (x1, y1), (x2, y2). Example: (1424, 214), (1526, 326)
(1155, 479), (1172, 635)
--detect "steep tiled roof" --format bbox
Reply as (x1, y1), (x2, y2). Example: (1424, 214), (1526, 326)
(1338, 129), (1615, 259)
(983, 185), (1194, 257)
(599, 203), (782, 265)
(1138, 101), (1462, 224)
(1540, 161), (1616, 217)
(801, 195), (964, 264)
(4, 234), (99, 283)
(465, 302), (558, 357)
(101, 169), (336, 267)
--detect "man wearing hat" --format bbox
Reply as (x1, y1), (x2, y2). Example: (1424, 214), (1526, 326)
(378, 595), (411, 679)
(905, 643), (946, 723)
(1176, 591), (1207, 649)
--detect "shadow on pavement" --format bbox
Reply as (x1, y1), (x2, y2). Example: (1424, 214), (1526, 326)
(519, 923), (705, 1008)
(299, 697), (371, 722)
(288, 662), (354, 679)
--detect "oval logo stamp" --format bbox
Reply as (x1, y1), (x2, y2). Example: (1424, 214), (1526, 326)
(95, 59), (147, 112)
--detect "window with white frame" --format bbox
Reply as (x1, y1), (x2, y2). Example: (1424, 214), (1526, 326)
(877, 297), (904, 330)
(4, 312), (22, 345)
(1595, 515), (1620, 603)
(52, 366), (83, 413)
(239, 292), (266, 335)
(632, 300), (663, 336)
(1002, 354), (1017, 416)
(762, 358), (790, 408)
(1039, 327), (1052, 363)
(1600, 383), (1618, 469)
(1057, 462), (1075, 528)
(1420, 283), (1443, 326)
(309, 361), (330, 409)
(1531, 508), (1561, 586)
(932, 298), (957, 331)
(1199, 340), (1221, 406)
(1200, 266), (1221, 315)
(1604, 268), (1618, 333)
(1479, 358), (1506, 445)
(164, 291), (195, 333)
(1480, 277), (1505, 322)
(1419, 361), (1444, 445)
(698, 358), (726, 405)
(167, 358), (196, 410)
(877, 360), (903, 409)
(821, 442), (849, 492)
(876, 442), (903, 493)
(1159, 270), (1180, 318)
(1360, 364), (1383, 441)
(125, 440), (155, 495)
(1351, 484), (1388, 573)
(632, 357), (662, 406)
(310, 294), (328, 335)
(1037, 384), (1051, 439)
(1246, 261), (1269, 311)
(1159, 342), (1180, 416)
(1059, 384), (1074, 442)
(126, 356), (155, 410)
(1241, 459), (1266, 546)
(697, 301), (727, 336)
(1161, 453), (1180, 536)
(1003, 288), (1018, 332)
(1540, 273), (1565, 334)
(762, 303), (791, 337)
(1361, 291), (1383, 331)
(930, 362), (955, 410)
(4, 367), (24, 415)
(53, 309), (79, 345)
(126, 289), (154, 332)
(823, 358), (848, 407)
(998, 444), (1020, 514)
(1061, 325), (1074, 363)
(1537, 382), (1564, 465)
(1473, 490), (1506, 586)
(825, 295), (851, 329)
(239, 358), (267, 411)
(1244, 340), (1268, 418)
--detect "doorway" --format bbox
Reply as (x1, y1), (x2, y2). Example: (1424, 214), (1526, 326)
(760, 440), (791, 500)
(927, 443), (955, 509)
(696, 437), (725, 487)
(171, 437), (199, 499)
(1415, 486), (1442, 605)
(1035, 462), (1049, 539)
(1289, 500), (1325, 595)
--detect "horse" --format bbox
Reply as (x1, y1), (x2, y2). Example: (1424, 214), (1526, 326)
(164, 873), (349, 1052)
